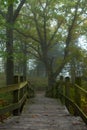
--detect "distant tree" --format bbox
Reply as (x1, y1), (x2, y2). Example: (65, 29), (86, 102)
(14, 40), (28, 80)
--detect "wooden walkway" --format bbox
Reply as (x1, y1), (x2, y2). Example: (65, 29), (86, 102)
(0, 92), (87, 130)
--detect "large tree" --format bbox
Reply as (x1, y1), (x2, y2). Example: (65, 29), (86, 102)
(0, 0), (26, 85)
(15, 0), (87, 94)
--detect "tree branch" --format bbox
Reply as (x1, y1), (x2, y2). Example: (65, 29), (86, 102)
(31, 7), (43, 43)
(48, 21), (63, 47)
(64, 0), (80, 59)
(38, 0), (50, 10)
(28, 44), (42, 60)
(27, 50), (40, 59)
(43, 14), (47, 44)
(13, 0), (26, 22)
(14, 28), (40, 43)
(54, 0), (81, 78)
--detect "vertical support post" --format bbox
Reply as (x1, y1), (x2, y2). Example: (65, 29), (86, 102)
(13, 75), (20, 115)
(14, 75), (20, 83)
(58, 76), (64, 100)
(65, 77), (70, 110)
(75, 77), (81, 108)
(20, 76), (24, 82)
(13, 90), (20, 115)
(20, 76), (24, 100)
(59, 76), (64, 93)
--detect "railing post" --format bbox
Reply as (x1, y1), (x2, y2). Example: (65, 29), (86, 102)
(74, 77), (81, 108)
(65, 77), (70, 109)
(14, 75), (20, 83)
(20, 76), (24, 82)
(13, 90), (20, 115)
(13, 75), (20, 116)
(58, 76), (64, 100)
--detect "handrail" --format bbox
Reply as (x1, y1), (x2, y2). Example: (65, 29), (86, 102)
(0, 81), (27, 94)
(0, 92), (27, 115)
(59, 92), (87, 124)
(0, 81), (28, 118)
(57, 79), (87, 125)
(75, 84), (87, 94)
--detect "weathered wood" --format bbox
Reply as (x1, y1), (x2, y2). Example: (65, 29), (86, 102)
(58, 76), (64, 101)
(61, 94), (87, 125)
(74, 77), (81, 108)
(18, 81), (27, 89)
(1, 93), (87, 129)
(0, 92), (27, 115)
(75, 84), (87, 94)
(75, 84), (87, 102)
(0, 81), (28, 117)
(0, 81), (27, 94)
(65, 77), (70, 109)
(57, 77), (87, 125)
(14, 75), (20, 83)
(13, 89), (20, 115)
(12, 78), (27, 116)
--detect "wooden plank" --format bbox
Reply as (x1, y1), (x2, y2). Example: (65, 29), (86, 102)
(0, 81), (28, 94)
(18, 81), (27, 90)
(0, 84), (18, 93)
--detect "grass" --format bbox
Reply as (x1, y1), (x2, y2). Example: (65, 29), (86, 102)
(0, 73), (13, 122)
(0, 73), (6, 87)
(0, 73), (13, 104)
(28, 76), (48, 91)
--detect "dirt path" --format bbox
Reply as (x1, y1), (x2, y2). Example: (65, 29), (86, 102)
(0, 92), (87, 130)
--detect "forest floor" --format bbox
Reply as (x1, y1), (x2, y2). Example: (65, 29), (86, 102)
(0, 92), (87, 130)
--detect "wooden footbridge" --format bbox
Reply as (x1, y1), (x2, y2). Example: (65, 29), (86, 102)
(0, 78), (87, 130)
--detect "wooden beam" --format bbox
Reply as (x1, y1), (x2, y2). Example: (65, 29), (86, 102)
(0, 81), (28, 94)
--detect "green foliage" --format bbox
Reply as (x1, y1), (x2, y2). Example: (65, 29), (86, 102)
(0, 92), (13, 104)
(1, 0), (19, 6)
(0, 73), (13, 103)
(17, 0), (87, 57)
(29, 77), (48, 91)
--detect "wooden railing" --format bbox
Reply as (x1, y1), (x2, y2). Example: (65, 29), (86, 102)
(0, 81), (28, 117)
(57, 77), (87, 125)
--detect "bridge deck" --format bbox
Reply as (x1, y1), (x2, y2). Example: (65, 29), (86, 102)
(0, 92), (87, 130)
